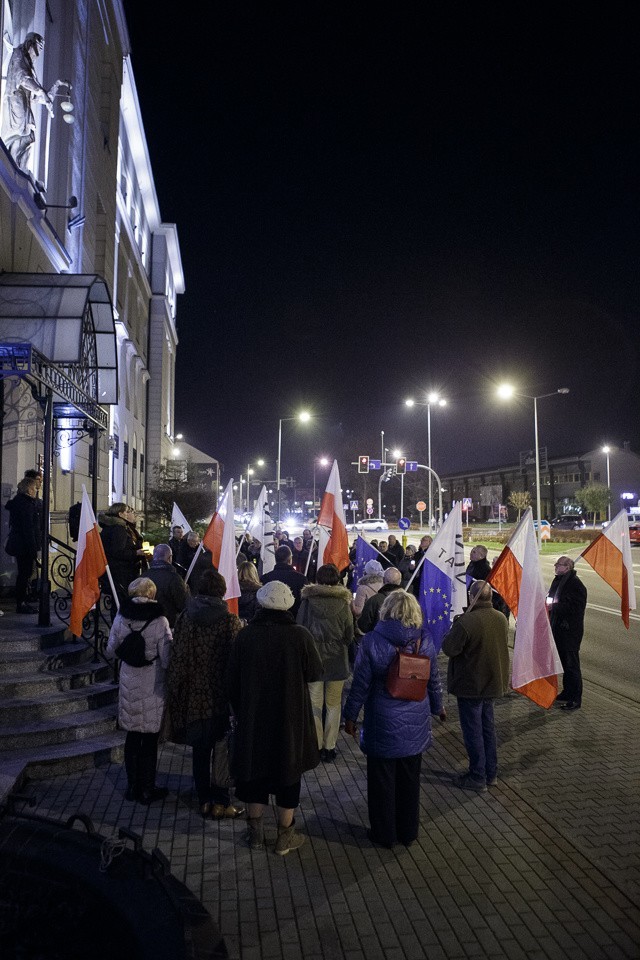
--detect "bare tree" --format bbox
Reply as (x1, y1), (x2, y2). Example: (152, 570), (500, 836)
(508, 490), (531, 521)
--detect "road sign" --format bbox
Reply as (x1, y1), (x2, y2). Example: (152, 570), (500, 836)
(350, 500), (359, 510)
(463, 498), (473, 509)
(369, 459), (381, 470)
(416, 500), (426, 512)
(398, 517), (411, 530)
(406, 461), (418, 472)
(366, 506), (374, 515)
(366, 498), (373, 505)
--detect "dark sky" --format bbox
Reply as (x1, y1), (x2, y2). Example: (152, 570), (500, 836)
(123, 4), (639, 489)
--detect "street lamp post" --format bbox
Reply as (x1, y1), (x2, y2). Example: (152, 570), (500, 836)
(313, 456), (329, 520)
(277, 411), (311, 522)
(602, 446), (612, 522)
(406, 393), (447, 531)
(497, 385), (570, 549)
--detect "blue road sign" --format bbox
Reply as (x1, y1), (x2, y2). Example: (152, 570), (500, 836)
(398, 517), (411, 530)
(406, 461), (418, 472)
(369, 459), (381, 470)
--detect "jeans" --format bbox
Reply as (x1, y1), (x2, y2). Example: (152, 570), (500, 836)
(308, 680), (345, 750)
(457, 697), (497, 783)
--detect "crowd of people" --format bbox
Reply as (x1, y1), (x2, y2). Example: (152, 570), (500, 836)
(2, 486), (588, 851)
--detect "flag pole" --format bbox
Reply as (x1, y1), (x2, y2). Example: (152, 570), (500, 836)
(105, 564), (120, 612)
(403, 550), (427, 593)
(184, 543), (204, 585)
(304, 523), (320, 577)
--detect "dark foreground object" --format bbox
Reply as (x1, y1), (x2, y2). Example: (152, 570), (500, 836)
(0, 808), (227, 960)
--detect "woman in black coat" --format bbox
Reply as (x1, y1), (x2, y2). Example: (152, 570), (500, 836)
(4, 477), (40, 613)
(99, 502), (146, 608)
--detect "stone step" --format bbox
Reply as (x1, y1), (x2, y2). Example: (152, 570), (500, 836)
(0, 704), (118, 750)
(0, 661), (113, 699)
(0, 625), (70, 654)
(0, 682), (118, 724)
(0, 641), (92, 675)
(0, 731), (125, 780)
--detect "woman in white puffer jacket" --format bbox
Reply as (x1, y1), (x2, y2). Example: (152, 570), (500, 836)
(107, 577), (172, 804)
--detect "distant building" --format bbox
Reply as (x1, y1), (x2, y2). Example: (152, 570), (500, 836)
(441, 444), (640, 522)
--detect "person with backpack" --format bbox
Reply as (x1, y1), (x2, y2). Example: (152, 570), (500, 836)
(106, 577), (172, 804)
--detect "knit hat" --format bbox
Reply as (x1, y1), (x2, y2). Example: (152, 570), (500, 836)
(257, 581), (295, 611)
(364, 559), (383, 576)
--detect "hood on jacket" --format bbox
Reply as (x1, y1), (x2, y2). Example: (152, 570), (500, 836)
(98, 513), (127, 530)
(300, 583), (352, 602)
(373, 617), (421, 649)
(119, 598), (165, 622)
(185, 594), (230, 626)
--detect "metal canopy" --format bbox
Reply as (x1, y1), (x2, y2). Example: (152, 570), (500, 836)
(0, 273), (118, 406)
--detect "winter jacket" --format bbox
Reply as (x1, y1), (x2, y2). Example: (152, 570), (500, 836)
(357, 582), (403, 634)
(4, 491), (40, 557)
(106, 598), (172, 733)
(296, 583), (354, 680)
(238, 581), (261, 622)
(351, 573), (384, 618)
(227, 608), (323, 785)
(99, 514), (140, 597)
(343, 619), (443, 758)
(146, 560), (190, 627)
(547, 570), (587, 646)
(442, 599), (510, 699)
(166, 595), (242, 742)
(466, 559), (511, 619)
(260, 562), (309, 616)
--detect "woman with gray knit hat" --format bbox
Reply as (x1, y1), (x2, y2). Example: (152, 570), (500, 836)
(227, 579), (323, 855)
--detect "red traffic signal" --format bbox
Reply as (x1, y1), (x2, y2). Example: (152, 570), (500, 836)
(396, 458), (406, 474)
(358, 455), (370, 474)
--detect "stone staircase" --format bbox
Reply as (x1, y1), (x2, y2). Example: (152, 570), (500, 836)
(0, 610), (124, 801)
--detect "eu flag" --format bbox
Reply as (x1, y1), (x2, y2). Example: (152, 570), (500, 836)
(353, 535), (379, 592)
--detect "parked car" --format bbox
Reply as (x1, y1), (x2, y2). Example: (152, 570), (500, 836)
(345, 517), (389, 533)
(629, 524), (640, 545)
(551, 515), (586, 530)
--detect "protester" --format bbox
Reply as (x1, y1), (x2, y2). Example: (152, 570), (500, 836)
(547, 556), (588, 711)
(98, 502), (147, 607)
(343, 590), (445, 848)
(227, 581), (322, 855)
(124, 506), (150, 572)
(442, 580), (510, 791)
(238, 560), (261, 622)
(398, 544), (417, 588)
(166, 569), (244, 818)
(178, 530), (213, 585)
(376, 541), (394, 570)
(386, 534), (405, 566)
(261, 545), (308, 616)
(466, 544), (510, 619)
(410, 535), (433, 598)
(106, 577), (172, 803)
(168, 525), (185, 566)
(4, 477), (40, 613)
(351, 559), (384, 621)
(290, 536), (309, 574)
(297, 564), (354, 761)
(145, 543), (190, 627)
(357, 566), (403, 634)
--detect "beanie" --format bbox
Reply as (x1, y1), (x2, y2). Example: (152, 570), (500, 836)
(256, 580), (295, 611)
(364, 559), (383, 576)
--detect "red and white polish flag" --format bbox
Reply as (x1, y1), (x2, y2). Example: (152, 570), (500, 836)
(488, 508), (562, 708)
(317, 459), (350, 573)
(70, 485), (108, 637)
(203, 479), (241, 615)
(580, 509), (637, 627)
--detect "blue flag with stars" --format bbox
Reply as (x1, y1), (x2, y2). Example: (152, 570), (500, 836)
(418, 502), (466, 652)
(353, 535), (379, 592)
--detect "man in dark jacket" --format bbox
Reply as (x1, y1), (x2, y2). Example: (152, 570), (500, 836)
(5, 477), (40, 613)
(466, 545), (510, 620)
(260, 545), (308, 616)
(410, 535), (433, 598)
(146, 544), (190, 627)
(228, 580), (323, 855)
(547, 556), (587, 711)
(442, 581), (510, 791)
(357, 567), (403, 634)
(386, 534), (405, 566)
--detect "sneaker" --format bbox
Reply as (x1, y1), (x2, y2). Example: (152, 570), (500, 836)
(456, 774), (488, 793)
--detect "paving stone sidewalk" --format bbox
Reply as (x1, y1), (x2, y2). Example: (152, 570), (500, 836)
(13, 663), (640, 960)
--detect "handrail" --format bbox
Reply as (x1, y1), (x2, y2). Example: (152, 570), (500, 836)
(48, 533), (116, 678)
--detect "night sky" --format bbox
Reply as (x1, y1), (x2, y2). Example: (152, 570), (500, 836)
(122, 5), (639, 489)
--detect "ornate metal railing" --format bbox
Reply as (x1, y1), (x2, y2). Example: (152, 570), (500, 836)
(49, 534), (116, 677)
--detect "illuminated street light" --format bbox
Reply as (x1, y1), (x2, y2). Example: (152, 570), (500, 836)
(497, 384), (570, 548)
(277, 411), (312, 521)
(405, 392), (448, 529)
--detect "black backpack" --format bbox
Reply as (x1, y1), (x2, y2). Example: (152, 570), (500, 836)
(115, 620), (156, 667)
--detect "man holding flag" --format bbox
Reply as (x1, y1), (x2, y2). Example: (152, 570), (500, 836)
(546, 556), (587, 711)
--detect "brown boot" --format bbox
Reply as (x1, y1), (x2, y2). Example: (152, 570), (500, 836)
(274, 819), (305, 856)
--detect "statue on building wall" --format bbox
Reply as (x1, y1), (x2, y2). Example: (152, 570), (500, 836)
(1, 32), (67, 173)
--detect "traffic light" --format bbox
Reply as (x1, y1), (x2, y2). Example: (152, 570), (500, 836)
(396, 457), (406, 474)
(358, 455), (370, 474)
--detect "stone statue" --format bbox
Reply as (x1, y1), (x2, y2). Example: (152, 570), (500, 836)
(1, 32), (68, 172)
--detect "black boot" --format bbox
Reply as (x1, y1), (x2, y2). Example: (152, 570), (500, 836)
(138, 756), (168, 805)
